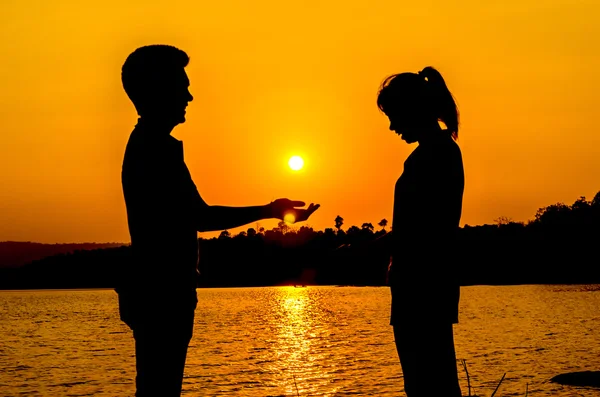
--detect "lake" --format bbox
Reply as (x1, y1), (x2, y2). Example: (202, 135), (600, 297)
(1, 285), (600, 396)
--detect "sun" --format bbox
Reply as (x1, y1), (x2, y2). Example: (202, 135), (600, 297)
(288, 156), (304, 171)
(283, 212), (296, 224)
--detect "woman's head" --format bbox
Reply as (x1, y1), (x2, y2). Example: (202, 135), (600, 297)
(377, 66), (459, 143)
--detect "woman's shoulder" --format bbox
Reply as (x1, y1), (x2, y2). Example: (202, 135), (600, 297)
(422, 136), (462, 159)
(416, 139), (463, 181)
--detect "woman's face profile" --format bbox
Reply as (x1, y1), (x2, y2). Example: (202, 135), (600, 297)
(386, 109), (422, 144)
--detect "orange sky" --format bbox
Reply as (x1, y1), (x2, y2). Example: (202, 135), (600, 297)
(1, 0), (599, 243)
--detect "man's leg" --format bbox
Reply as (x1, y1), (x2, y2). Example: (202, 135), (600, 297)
(119, 291), (195, 397)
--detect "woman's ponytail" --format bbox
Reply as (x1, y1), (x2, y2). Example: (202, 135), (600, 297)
(419, 67), (459, 140)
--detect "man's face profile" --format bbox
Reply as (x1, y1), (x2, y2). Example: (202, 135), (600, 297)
(150, 68), (193, 126)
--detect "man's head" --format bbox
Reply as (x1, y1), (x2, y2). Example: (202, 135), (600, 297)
(122, 45), (193, 126)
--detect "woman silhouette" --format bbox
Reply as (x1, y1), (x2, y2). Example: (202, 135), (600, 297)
(377, 67), (464, 397)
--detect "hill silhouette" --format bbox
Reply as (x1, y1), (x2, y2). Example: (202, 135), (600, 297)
(1, 191), (600, 289)
(0, 242), (126, 268)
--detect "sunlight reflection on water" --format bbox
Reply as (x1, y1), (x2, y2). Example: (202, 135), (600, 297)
(2, 285), (600, 396)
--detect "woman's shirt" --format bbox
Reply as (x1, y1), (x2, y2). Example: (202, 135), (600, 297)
(392, 135), (464, 246)
(389, 133), (464, 322)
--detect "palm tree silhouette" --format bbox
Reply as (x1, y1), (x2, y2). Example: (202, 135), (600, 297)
(335, 215), (344, 232)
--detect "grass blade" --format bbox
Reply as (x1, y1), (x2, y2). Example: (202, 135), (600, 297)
(490, 373), (506, 397)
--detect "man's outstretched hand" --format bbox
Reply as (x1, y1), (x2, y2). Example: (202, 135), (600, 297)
(290, 202), (320, 223)
(268, 199), (320, 223)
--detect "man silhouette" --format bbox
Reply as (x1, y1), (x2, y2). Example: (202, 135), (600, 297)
(117, 44), (319, 397)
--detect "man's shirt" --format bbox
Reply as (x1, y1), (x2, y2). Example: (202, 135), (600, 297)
(119, 119), (204, 294)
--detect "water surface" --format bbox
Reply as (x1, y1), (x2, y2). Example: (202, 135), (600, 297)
(2, 285), (600, 396)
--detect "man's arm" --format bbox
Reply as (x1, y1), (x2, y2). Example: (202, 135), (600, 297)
(192, 191), (319, 232)
(193, 203), (273, 232)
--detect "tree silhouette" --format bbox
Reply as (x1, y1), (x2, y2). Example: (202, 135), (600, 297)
(361, 223), (374, 232)
(494, 216), (513, 226)
(277, 221), (290, 234)
(378, 219), (388, 231)
(347, 225), (361, 235)
(335, 215), (344, 232)
(592, 191), (600, 208)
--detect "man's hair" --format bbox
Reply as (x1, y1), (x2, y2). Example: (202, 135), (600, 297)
(121, 45), (190, 110)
